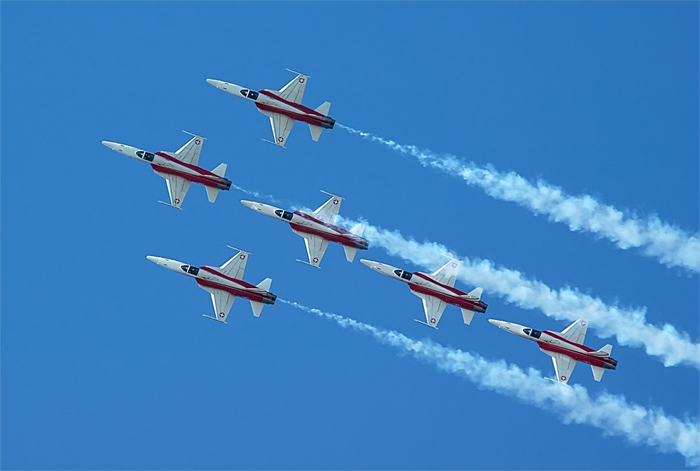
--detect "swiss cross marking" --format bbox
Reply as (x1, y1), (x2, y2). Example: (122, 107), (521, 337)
(174, 198), (181, 204)
(240, 254), (246, 260)
(195, 139), (201, 145)
(333, 199), (339, 205)
(219, 312), (225, 318)
(278, 137), (284, 142)
(313, 257), (319, 263)
(299, 78), (305, 83)
(430, 318), (436, 324)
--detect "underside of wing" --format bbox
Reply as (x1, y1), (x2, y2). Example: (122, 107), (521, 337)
(174, 135), (204, 166)
(412, 291), (447, 327)
(278, 73), (308, 104)
(209, 288), (236, 322)
(560, 318), (588, 345)
(312, 194), (343, 224)
(430, 258), (461, 288)
(161, 173), (191, 209)
(551, 353), (577, 384)
(219, 250), (250, 281)
(268, 113), (295, 147)
(301, 233), (329, 267)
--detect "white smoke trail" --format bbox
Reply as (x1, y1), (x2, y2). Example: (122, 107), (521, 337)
(336, 216), (700, 369)
(338, 124), (700, 273)
(280, 299), (700, 466)
(232, 184), (289, 207)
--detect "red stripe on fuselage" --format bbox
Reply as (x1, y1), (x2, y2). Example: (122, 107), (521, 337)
(199, 266), (257, 289)
(196, 278), (274, 304)
(543, 331), (595, 353)
(258, 90), (323, 117)
(290, 223), (367, 249)
(155, 152), (220, 178)
(538, 342), (613, 368)
(412, 272), (465, 297)
(409, 284), (484, 312)
(151, 165), (230, 189)
(255, 103), (334, 129)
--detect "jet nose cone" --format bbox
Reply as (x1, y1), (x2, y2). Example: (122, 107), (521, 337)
(206, 78), (226, 90)
(360, 259), (379, 269)
(240, 200), (257, 210)
(488, 319), (506, 329)
(146, 255), (160, 264)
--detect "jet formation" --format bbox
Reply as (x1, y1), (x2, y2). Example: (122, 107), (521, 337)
(104, 69), (618, 385)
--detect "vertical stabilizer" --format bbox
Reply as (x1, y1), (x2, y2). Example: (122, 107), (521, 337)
(315, 101), (331, 116)
(467, 287), (483, 300)
(256, 277), (273, 292)
(597, 344), (613, 356)
(461, 308), (475, 325)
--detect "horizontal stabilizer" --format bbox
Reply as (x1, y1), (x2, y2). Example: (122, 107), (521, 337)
(315, 101), (331, 116)
(461, 308), (475, 325)
(256, 277), (272, 292)
(350, 223), (366, 237)
(467, 287), (483, 300)
(343, 245), (358, 263)
(205, 186), (220, 203)
(250, 301), (264, 318)
(211, 163), (227, 178)
(591, 365), (605, 382)
(309, 124), (323, 141)
(598, 344), (613, 356)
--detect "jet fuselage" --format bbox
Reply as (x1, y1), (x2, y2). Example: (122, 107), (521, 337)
(488, 320), (618, 370)
(102, 141), (232, 193)
(241, 201), (369, 250)
(361, 260), (487, 314)
(206, 79), (336, 130)
(146, 256), (277, 310)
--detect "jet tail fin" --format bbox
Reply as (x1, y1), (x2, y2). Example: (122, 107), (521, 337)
(467, 287), (483, 300)
(315, 101), (331, 116)
(343, 246), (358, 263)
(211, 163), (227, 178)
(461, 308), (475, 325)
(591, 365), (606, 382)
(598, 344), (613, 356)
(309, 125), (323, 141)
(349, 223), (365, 237)
(205, 186), (220, 203)
(256, 277), (273, 292)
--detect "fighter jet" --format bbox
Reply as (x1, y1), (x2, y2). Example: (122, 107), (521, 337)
(146, 248), (276, 323)
(206, 69), (335, 147)
(360, 258), (487, 328)
(102, 131), (231, 209)
(488, 318), (617, 384)
(241, 192), (368, 268)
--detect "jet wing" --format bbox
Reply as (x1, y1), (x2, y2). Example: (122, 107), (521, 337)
(412, 290), (447, 328)
(278, 73), (309, 104)
(173, 135), (205, 166)
(430, 258), (461, 288)
(550, 352), (577, 384)
(295, 231), (329, 267)
(264, 111), (295, 147)
(219, 250), (250, 281)
(560, 319), (588, 345)
(312, 194), (343, 224)
(156, 171), (191, 209)
(203, 287), (236, 322)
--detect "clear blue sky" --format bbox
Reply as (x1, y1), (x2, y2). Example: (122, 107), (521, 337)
(2, 2), (698, 469)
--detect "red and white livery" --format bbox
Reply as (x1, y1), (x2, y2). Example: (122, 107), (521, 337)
(146, 248), (276, 323)
(488, 318), (618, 384)
(241, 192), (368, 268)
(206, 69), (335, 147)
(102, 132), (231, 209)
(360, 258), (487, 328)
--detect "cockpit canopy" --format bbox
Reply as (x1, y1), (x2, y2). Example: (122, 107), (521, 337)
(180, 265), (200, 276)
(239, 89), (259, 101)
(393, 269), (413, 281)
(274, 209), (293, 221)
(523, 328), (542, 339)
(135, 150), (155, 162)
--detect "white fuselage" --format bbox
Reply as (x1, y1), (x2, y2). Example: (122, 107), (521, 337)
(146, 256), (275, 305)
(102, 141), (230, 190)
(360, 259), (487, 313)
(241, 200), (368, 249)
